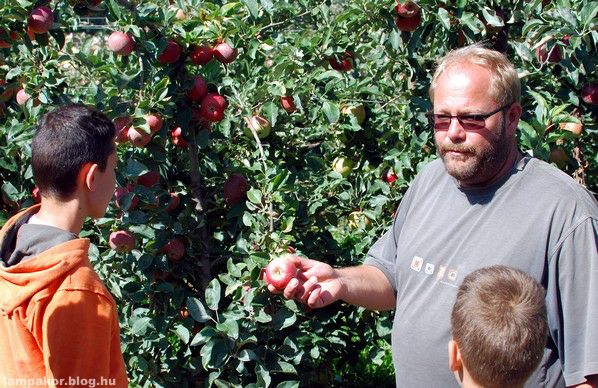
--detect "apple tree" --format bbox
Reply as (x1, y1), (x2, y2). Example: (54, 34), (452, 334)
(0, 0), (596, 386)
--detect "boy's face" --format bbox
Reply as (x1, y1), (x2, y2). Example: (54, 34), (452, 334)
(89, 149), (117, 218)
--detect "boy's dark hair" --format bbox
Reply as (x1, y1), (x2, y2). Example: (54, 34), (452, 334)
(451, 265), (548, 388)
(32, 104), (115, 199)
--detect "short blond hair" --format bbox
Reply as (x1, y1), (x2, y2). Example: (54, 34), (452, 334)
(429, 43), (521, 106)
(451, 265), (547, 388)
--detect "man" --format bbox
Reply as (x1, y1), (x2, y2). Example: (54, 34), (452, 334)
(268, 44), (598, 387)
(0, 105), (128, 387)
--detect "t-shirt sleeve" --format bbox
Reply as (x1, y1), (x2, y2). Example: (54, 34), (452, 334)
(546, 216), (598, 386)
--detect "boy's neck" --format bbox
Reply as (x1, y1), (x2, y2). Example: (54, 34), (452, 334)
(30, 199), (86, 235)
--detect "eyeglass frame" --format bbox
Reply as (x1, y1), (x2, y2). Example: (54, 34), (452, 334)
(425, 102), (514, 131)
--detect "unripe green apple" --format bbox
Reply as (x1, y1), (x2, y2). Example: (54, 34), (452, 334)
(332, 157), (354, 177)
(341, 104), (366, 125)
(244, 115), (271, 139)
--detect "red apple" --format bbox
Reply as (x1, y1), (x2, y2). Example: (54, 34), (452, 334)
(0, 30), (19, 49)
(329, 51), (353, 71)
(186, 76), (208, 101)
(213, 42), (238, 64)
(280, 96), (296, 113)
(382, 169), (398, 184)
(395, 14), (422, 32)
(549, 147), (567, 168)
(109, 230), (135, 253)
(16, 89), (30, 106)
(28, 6), (54, 34)
(174, 8), (187, 21)
(199, 93), (227, 122)
(107, 31), (134, 56)
(536, 44), (562, 63)
(137, 171), (160, 187)
(114, 116), (132, 143)
(263, 256), (297, 290)
(170, 126), (188, 148)
(127, 126), (151, 147)
(559, 122), (583, 137)
(165, 192), (180, 213)
(581, 83), (598, 105)
(394, 1), (421, 32)
(161, 238), (185, 262)
(189, 45), (213, 65)
(158, 40), (182, 64)
(224, 173), (248, 205)
(114, 186), (138, 210)
(145, 113), (163, 134)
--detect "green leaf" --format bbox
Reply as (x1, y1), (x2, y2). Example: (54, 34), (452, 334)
(201, 338), (231, 370)
(272, 308), (296, 330)
(130, 317), (152, 336)
(322, 101), (340, 124)
(205, 278), (221, 311)
(255, 364), (272, 387)
(238, 349), (257, 361)
(276, 381), (300, 388)
(216, 319), (239, 340)
(242, 0), (260, 18)
(247, 189), (262, 204)
(437, 8), (451, 30)
(557, 7), (578, 29)
(187, 297), (211, 322)
(1, 182), (20, 201)
(481, 8), (504, 27)
(174, 324), (190, 344)
(581, 2), (598, 28)
(191, 326), (218, 347)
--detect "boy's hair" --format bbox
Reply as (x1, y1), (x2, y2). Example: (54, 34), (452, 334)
(32, 104), (115, 199)
(451, 265), (547, 388)
(429, 43), (521, 106)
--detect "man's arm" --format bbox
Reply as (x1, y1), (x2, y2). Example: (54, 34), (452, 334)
(268, 256), (396, 310)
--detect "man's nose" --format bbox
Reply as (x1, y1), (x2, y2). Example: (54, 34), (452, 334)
(446, 117), (466, 143)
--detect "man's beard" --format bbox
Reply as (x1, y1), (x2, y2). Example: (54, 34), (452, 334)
(435, 119), (512, 186)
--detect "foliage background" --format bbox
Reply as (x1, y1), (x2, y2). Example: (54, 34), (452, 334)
(0, 0), (596, 386)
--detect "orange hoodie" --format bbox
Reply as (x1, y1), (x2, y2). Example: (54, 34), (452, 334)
(0, 207), (128, 388)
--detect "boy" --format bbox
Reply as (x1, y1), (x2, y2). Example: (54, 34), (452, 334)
(0, 105), (128, 387)
(449, 265), (548, 388)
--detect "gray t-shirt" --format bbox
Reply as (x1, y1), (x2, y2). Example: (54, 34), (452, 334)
(364, 156), (598, 387)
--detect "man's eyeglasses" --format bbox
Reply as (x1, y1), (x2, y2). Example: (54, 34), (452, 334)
(426, 102), (512, 131)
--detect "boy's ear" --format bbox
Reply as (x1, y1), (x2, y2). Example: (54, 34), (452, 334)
(448, 339), (462, 372)
(79, 162), (99, 191)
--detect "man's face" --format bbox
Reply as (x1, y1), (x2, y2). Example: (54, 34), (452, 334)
(432, 63), (514, 187)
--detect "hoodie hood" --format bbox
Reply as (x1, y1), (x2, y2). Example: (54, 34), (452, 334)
(0, 206), (89, 315)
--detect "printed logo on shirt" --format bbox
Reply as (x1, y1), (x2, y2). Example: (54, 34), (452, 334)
(410, 256), (424, 272)
(437, 265), (446, 280)
(425, 263), (435, 275)
(447, 269), (458, 282)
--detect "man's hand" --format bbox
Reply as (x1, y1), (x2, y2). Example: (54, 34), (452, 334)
(265, 255), (343, 309)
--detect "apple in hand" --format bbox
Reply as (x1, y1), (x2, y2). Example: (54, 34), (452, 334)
(263, 256), (297, 290)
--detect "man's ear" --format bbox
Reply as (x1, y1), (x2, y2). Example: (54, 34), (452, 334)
(79, 162), (98, 191)
(506, 102), (522, 135)
(448, 339), (462, 372)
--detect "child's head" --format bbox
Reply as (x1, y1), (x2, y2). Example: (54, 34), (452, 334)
(449, 265), (547, 388)
(32, 104), (116, 216)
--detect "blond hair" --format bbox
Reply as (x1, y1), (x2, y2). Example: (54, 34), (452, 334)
(451, 265), (547, 388)
(429, 43), (521, 106)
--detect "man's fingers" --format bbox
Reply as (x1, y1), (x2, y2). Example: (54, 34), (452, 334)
(283, 278), (300, 300)
(299, 276), (318, 302)
(267, 284), (282, 294)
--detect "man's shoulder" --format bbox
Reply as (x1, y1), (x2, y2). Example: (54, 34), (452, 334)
(522, 158), (598, 214)
(55, 259), (116, 306)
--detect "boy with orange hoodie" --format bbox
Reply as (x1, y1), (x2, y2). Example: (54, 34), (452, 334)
(0, 105), (128, 387)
